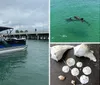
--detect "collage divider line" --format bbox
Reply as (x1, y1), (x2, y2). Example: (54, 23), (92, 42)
(49, 0), (50, 84)
(50, 42), (100, 44)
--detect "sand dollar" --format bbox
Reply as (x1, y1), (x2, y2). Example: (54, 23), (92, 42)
(83, 66), (92, 75)
(80, 75), (89, 84)
(62, 66), (69, 73)
(76, 62), (83, 68)
(71, 68), (79, 76)
(66, 58), (75, 67)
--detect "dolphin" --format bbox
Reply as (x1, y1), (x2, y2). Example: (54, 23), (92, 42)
(66, 17), (78, 22)
(74, 16), (90, 26)
(66, 16), (90, 26)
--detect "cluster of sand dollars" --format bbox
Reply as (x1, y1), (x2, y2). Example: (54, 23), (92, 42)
(61, 58), (92, 84)
(51, 44), (96, 85)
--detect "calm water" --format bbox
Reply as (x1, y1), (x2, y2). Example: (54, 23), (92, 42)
(0, 40), (48, 85)
(51, 0), (100, 42)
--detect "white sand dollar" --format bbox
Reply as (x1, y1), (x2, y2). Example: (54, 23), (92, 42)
(76, 62), (83, 68)
(71, 68), (79, 76)
(80, 75), (89, 84)
(83, 66), (92, 75)
(51, 45), (74, 61)
(62, 66), (69, 73)
(66, 58), (75, 67)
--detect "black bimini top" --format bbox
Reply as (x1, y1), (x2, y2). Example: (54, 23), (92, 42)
(0, 26), (13, 32)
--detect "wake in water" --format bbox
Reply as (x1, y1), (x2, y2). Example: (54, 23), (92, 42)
(66, 16), (90, 26)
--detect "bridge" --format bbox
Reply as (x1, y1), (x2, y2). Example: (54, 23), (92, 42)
(3, 32), (49, 40)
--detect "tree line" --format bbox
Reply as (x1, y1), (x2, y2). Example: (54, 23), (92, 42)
(15, 29), (37, 33)
(15, 30), (28, 33)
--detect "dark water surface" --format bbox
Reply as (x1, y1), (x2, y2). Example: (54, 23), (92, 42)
(51, 0), (100, 42)
(0, 40), (48, 85)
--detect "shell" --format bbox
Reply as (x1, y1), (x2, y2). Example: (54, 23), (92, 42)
(62, 66), (69, 73)
(82, 66), (92, 75)
(80, 75), (89, 84)
(58, 75), (65, 81)
(71, 68), (79, 76)
(71, 80), (76, 85)
(51, 45), (74, 61)
(74, 43), (96, 62)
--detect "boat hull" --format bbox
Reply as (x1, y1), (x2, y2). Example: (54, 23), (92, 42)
(0, 45), (27, 54)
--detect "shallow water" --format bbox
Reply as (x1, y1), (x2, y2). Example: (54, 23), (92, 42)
(50, 0), (100, 42)
(0, 40), (48, 85)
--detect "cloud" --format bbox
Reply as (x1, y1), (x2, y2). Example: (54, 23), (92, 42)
(0, 0), (49, 33)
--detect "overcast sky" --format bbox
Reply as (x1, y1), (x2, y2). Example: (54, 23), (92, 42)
(0, 0), (49, 33)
